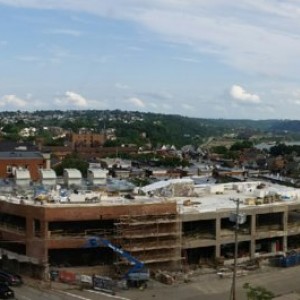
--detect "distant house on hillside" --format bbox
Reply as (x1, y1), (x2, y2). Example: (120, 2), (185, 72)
(70, 129), (106, 149)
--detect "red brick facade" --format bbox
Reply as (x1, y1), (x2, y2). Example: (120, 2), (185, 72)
(0, 201), (177, 264)
(0, 156), (46, 181)
(71, 132), (106, 149)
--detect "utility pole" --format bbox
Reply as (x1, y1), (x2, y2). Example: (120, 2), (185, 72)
(229, 198), (244, 300)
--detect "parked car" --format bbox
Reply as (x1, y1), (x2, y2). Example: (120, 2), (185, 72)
(0, 283), (14, 299)
(0, 271), (22, 286)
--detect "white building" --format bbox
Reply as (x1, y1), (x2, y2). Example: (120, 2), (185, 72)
(87, 169), (108, 185)
(15, 169), (31, 186)
(63, 169), (82, 187)
(39, 169), (57, 187)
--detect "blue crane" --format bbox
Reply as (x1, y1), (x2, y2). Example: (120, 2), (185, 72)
(86, 237), (149, 285)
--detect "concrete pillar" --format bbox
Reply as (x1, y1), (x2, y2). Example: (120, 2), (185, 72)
(215, 217), (221, 258)
(26, 217), (48, 264)
(282, 210), (288, 252)
(42, 153), (51, 170)
(26, 217), (34, 240)
(40, 221), (48, 239)
(25, 217), (34, 257)
(250, 214), (256, 258)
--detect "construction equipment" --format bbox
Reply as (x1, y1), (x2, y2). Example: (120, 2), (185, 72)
(33, 187), (51, 204)
(86, 237), (150, 287)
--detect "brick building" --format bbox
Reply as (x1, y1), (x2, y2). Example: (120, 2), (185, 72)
(2, 180), (300, 282)
(71, 131), (106, 149)
(0, 151), (49, 181)
(0, 197), (180, 279)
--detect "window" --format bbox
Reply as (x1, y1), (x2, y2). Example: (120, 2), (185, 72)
(6, 165), (12, 173)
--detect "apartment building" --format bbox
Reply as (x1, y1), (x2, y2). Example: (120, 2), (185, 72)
(71, 130), (106, 149)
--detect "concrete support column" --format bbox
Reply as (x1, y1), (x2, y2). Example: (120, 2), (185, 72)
(40, 221), (48, 239)
(25, 217), (34, 257)
(26, 217), (34, 240)
(282, 210), (288, 252)
(215, 217), (221, 258)
(250, 214), (256, 259)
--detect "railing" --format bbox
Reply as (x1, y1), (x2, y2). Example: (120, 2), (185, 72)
(48, 229), (114, 239)
(0, 222), (26, 234)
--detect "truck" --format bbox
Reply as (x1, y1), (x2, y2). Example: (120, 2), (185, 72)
(86, 237), (150, 288)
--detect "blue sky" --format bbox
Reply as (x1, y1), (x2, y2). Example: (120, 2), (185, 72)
(0, 1), (300, 119)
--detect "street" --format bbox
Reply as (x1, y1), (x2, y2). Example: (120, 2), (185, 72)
(12, 265), (300, 300)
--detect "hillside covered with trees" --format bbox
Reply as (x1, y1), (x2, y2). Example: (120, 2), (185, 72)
(0, 110), (300, 148)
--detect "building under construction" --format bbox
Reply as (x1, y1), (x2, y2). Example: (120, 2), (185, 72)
(0, 193), (181, 278)
(1, 179), (300, 279)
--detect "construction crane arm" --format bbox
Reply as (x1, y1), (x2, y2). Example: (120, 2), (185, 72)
(86, 237), (147, 280)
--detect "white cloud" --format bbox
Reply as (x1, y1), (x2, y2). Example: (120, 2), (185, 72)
(172, 57), (201, 64)
(127, 97), (145, 108)
(126, 46), (143, 52)
(65, 91), (87, 107)
(0, 95), (27, 108)
(55, 91), (88, 107)
(230, 85), (261, 104)
(2, 1), (300, 75)
(3, 0), (300, 119)
(45, 28), (83, 37)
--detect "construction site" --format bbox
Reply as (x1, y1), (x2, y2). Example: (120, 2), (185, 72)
(0, 192), (182, 281)
(1, 178), (300, 285)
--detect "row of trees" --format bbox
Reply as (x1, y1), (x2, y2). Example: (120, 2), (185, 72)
(211, 141), (254, 159)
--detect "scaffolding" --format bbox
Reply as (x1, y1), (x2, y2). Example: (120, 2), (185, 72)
(114, 213), (182, 270)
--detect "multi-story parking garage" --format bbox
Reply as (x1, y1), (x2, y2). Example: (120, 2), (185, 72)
(0, 180), (300, 279)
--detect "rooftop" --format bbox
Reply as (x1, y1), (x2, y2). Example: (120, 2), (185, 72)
(178, 181), (300, 214)
(0, 179), (298, 213)
(0, 151), (43, 159)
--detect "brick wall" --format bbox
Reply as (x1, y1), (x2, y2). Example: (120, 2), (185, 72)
(0, 200), (177, 263)
(0, 158), (45, 181)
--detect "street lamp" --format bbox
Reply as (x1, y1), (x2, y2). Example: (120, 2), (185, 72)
(229, 198), (246, 300)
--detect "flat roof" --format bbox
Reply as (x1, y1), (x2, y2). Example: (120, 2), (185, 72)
(0, 151), (43, 159)
(0, 179), (299, 214)
(179, 181), (300, 214)
(0, 193), (175, 207)
(140, 178), (194, 193)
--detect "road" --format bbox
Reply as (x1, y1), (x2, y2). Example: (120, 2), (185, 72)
(14, 283), (132, 300)
(12, 265), (300, 300)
